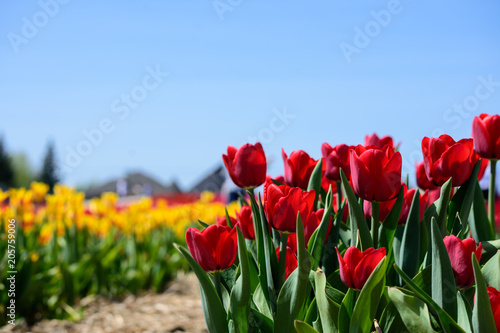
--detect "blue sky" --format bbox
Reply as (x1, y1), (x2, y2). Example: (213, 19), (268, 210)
(1, 0), (499, 190)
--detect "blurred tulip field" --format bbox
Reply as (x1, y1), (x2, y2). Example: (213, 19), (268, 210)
(0, 183), (238, 325)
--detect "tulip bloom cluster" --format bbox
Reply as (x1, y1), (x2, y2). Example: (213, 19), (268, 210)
(181, 118), (500, 333)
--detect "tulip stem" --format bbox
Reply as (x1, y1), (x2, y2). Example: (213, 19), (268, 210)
(278, 232), (289, 289)
(213, 271), (222, 301)
(489, 159), (497, 236)
(371, 201), (380, 248)
(336, 181), (342, 212)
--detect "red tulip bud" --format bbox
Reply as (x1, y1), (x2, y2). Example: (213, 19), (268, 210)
(223, 143), (267, 189)
(186, 224), (237, 273)
(350, 144), (402, 202)
(235, 205), (255, 240)
(471, 113), (500, 160)
(336, 246), (386, 290)
(443, 235), (482, 288)
(282, 149), (318, 190)
(422, 135), (478, 187)
(486, 286), (500, 332)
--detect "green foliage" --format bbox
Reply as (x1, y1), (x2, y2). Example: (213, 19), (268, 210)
(0, 223), (187, 325)
(0, 137), (14, 188)
(11, 152), (36, 187)
(39, 141), (59, 192)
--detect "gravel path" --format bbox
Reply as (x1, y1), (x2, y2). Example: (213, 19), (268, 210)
(1, 273), (208, 333)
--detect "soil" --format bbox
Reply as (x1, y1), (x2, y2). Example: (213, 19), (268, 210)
(0, 272), (208, 333)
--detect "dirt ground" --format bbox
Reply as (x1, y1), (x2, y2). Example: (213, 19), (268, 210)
(0, 272), (208, 333)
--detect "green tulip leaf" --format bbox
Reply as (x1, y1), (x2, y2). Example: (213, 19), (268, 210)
(338, 288), (355, 333)
(379, 185), (405, 252)
(424, 177), (452, 238)
(430, 217), (458, 320)
(229, 228), (251, 333)
(225, 208), (234, 228)
(457, 290), (472, 333)
(378, 301), (406, 333)
(303, 297), (318, 327)
(198, 219), (210, 229)
(309, 197), (334, 270)
(398, 190), (421, 283)
(247, 191), (277, 315)
(274, 213), (312, 333)
(410, 265), (432, 297)
(388, 287), (434, 333)
(340, 169), (372, 250)
(470, 182), (494, 242)
(481, 250), (500, 290)
(471, 254), (497, 333)
(481, 239), (500, 264)
(325, 284), (346, 306)
(338, 220), (352, 250)
(249, 307), (273, 333)
(294, 320), (320, 333)
(322, 201), (344, 277)
(252, 283), (273, 319)
(447, 160), (480, 234)
(327, 269), (348, 294)
(314, 268), (339, 333)
(175, 244), (228, 333)
(393, 264), (465, 333)
(350, 257), (388, 333)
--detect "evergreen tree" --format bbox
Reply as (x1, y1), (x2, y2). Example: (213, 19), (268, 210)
(12, 153), (35, 187)
(0, 138), (14, 189)
(39, 141), (59, 191)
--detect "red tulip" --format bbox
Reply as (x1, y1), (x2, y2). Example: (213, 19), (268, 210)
(321, 143), (353, 182)
(416, 161), (438, 190)
(421, 135), (478, 187)
(282, 149), (318, 190)
(186, 224), (238, 273)
(443, 235), (482, 288)
(364, 133), (399, 149)
(287, 208), (330, 254)
(274, 175), (285, 184)
(487, 286), (500, 332)
(263, 178), (315, 233)
(336, 246), (386, 290)
(472, 113), (500, 160)
(276, 246), (298, 280)
(216, 215), (237, 228)
(235, 205), (255, 240)
(350, 144), (402, 202)
(495, 198), (500, 233)
(223, 143), (267, 189)
(321, 176), (337, 194)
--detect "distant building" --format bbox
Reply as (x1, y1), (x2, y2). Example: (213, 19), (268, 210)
(189, 165), (226, 193)
(85, 171), (180, 199)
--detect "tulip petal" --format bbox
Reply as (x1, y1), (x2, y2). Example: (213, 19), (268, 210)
(186, 227), (217, 272)
(472, 116), (493, 158)
(378, 152), (402, 201)
(443, 235), (474, 287)
(229, 144), (266, 188)
(217, 227), (238, 271)
(434, 140), (473, 186)
(350, 150), (375, 201)
(336, 248), (355, 289)
(353, 248), (386, 290)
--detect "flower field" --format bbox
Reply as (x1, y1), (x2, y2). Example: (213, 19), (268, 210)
(179, 114), (500, 333)
(0, 183), (238, 325)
